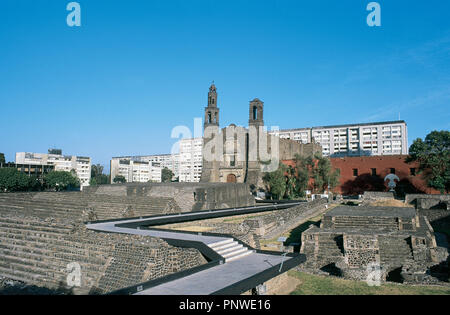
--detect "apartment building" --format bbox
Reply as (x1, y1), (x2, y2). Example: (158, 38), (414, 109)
(141, 154), (180, 178)
(15, 150), (91, 189)
(179, 137), (203, 182)
(110, 158), (162, 183)
(272, 120), (408, 157)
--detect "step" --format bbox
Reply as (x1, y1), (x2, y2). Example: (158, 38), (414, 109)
(226, 250), (254, 262)
(208, 239), (234, 249)
(222, 247), (249, 259)
(212, 241), (239, 251)
(216, 244), (243, 255)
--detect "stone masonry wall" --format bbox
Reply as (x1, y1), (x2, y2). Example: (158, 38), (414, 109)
(405, 194), (450, 207)
(0, 213), (207, 295)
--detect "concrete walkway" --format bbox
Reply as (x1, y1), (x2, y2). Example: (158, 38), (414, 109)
(86, 204), (302, 295)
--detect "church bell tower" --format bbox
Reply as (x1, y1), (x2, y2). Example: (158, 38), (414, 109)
(204, 83), (219, 129)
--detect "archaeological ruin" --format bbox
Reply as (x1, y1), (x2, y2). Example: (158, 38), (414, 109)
(300, 204), (449, 283)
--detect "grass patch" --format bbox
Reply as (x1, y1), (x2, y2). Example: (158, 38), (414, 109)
(288, 271), (450, 295)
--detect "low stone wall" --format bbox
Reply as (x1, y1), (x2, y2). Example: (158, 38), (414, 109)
(246, 199), (328, 240)
(84, 182), (255, 212)
(241, 272), (300, 295)
(363, 191), (394, 201)
(405, 194), (450, 207)
(417, 198), (449, 210)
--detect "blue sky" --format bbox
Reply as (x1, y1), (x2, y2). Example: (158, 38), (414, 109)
(1, 0), (449, 170)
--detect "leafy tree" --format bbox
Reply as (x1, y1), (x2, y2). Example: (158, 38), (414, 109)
(161, 167), (174, 183)
(263, 163), (287, 200)
(44, 171), (80, 191)
(113, 175), (126, 184)
(0, 168), (31, 192)
(0, 153), (5, 165)
(91, 164), (104, 178)
(312, 154), (341, 194)
(90, 164), (109, 185)
(291, 154), (314, 198)
(28, 175), (43, 191)
(407, 130), (450, 193)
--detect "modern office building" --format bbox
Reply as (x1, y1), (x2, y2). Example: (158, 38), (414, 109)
(179, 137), (203, 183)
(271, 120), (408, 157)
(15, 150), (91, 189)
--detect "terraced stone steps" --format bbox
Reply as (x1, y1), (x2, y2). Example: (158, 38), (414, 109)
(208, 239), (254, 262)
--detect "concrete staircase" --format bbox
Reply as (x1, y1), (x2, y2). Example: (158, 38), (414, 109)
(208, 239), (254, 262)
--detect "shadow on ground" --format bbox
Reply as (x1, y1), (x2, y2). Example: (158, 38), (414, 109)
(285, 220), (321, 252)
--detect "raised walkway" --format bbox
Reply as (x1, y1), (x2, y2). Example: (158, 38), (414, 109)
(86, 202), (306, 295)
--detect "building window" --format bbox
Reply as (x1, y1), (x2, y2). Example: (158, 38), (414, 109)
(390, 168), (395, 174)
(230, 155), (235, 167)
(371, 168), (377, 176)
(353, 169), (358, 177)
(410, 168), (416, 176)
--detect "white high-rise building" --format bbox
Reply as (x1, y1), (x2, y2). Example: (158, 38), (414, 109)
(271, 120), (408, 157)
(141, 154), (180, 178)
(110, 158), (162, 183)
(179, 137), (203, 182)
(110, 153), (179, 183)
(15, 150), (91, 189)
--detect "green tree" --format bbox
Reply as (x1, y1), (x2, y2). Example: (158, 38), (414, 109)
(90, 164), (109, 185)
(44, 171), (80, 191)
(0, 168), (31, 192)
(263, 163), (287, 200)
(28, 175), (43, 191)
(0, 153), (5, 165)
(407, 130), (450, 193)
(113, 175), (126, 184)
(161, 167), (174, 183)
(312, 154), (341, 193)
(91, 164), (103, 178)
(293, 154), (313, 197)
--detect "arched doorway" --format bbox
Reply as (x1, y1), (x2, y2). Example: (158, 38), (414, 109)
(227, 174), (237, 183)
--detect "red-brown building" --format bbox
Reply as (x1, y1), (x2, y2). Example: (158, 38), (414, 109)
(282, 155), (441, 196)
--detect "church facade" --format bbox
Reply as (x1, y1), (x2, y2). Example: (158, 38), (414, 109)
(200, 84), (322, 190)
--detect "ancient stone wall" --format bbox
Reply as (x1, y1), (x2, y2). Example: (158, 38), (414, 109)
(299, 206), (445, 284)
(363, 191), (395, 201)
(405, 194), (450, 207)
(245, 199), (328, 240)
(0, 213), (207, 295)
(159, 199), (329, 250)
(84, 182), (255, 212)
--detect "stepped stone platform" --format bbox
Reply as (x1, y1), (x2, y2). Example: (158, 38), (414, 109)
(300, 205), (449, 284)
(0, 191), (181, 224)
(0, 191), (212, 294)
(84, 182), (255, 212)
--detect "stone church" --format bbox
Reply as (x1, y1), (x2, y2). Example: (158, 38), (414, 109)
(200, 84), (321, 189)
